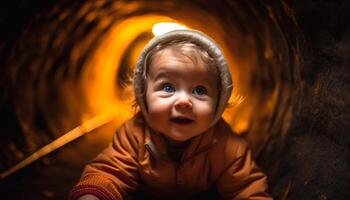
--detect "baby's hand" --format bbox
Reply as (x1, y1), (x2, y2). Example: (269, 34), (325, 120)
(77, 194), (100, 200)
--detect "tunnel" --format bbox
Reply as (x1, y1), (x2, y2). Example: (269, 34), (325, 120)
(0, 0), (349, 199)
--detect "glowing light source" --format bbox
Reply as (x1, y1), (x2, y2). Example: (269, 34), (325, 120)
(152, 22), (187, 36)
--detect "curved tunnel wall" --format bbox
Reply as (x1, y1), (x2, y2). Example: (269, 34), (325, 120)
(1, 0), (302, 192)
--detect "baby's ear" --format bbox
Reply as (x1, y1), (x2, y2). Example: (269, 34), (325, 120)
(131, 100), (140, 113)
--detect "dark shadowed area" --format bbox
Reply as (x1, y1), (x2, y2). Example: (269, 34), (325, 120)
(0, 0), (349, 199)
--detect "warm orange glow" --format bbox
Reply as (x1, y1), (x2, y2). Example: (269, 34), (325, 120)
(81, 15), (185, 115)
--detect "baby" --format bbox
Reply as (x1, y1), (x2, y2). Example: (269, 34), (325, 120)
(69, 30), (272, 200)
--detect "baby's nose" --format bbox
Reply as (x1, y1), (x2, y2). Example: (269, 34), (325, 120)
(174, 93), (192, 109)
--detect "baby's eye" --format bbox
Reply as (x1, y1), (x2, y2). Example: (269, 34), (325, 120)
(193, 86), (207, 96)
(162, 83), (175, 93)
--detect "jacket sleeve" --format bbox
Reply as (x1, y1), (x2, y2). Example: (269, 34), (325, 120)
(69, 122), (141, 200)
(216, 137), (272, 200)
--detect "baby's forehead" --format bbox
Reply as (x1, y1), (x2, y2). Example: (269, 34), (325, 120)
(151, 46), (216, 70)
(151, 48), (214, 73)
(146, 50), (218, 87)
(154, 47), (204, 64)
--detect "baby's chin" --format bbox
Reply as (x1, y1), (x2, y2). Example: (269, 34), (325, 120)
(162, 131), (199, 144)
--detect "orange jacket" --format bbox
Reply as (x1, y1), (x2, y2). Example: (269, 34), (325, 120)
(69, 114), (272, 200)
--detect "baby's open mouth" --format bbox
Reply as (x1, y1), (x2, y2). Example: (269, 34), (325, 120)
(170, 117), (194, 124)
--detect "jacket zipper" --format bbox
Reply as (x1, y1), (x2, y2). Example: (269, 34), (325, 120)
(145, 139), (218, 196)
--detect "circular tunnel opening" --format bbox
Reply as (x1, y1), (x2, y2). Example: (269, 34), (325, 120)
(1, 0), (303, 198)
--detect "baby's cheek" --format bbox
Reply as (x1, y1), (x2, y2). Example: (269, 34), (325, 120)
(196, 101), (215, 115)
(148, 99), (171, 116)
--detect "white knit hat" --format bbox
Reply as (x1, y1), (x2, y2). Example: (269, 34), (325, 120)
(134, 29), (233, 126)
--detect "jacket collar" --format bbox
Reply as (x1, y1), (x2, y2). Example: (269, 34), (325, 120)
(144, 124), (219, 163)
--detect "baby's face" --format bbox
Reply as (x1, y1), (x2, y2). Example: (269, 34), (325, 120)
(145, 48), (218, 144)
